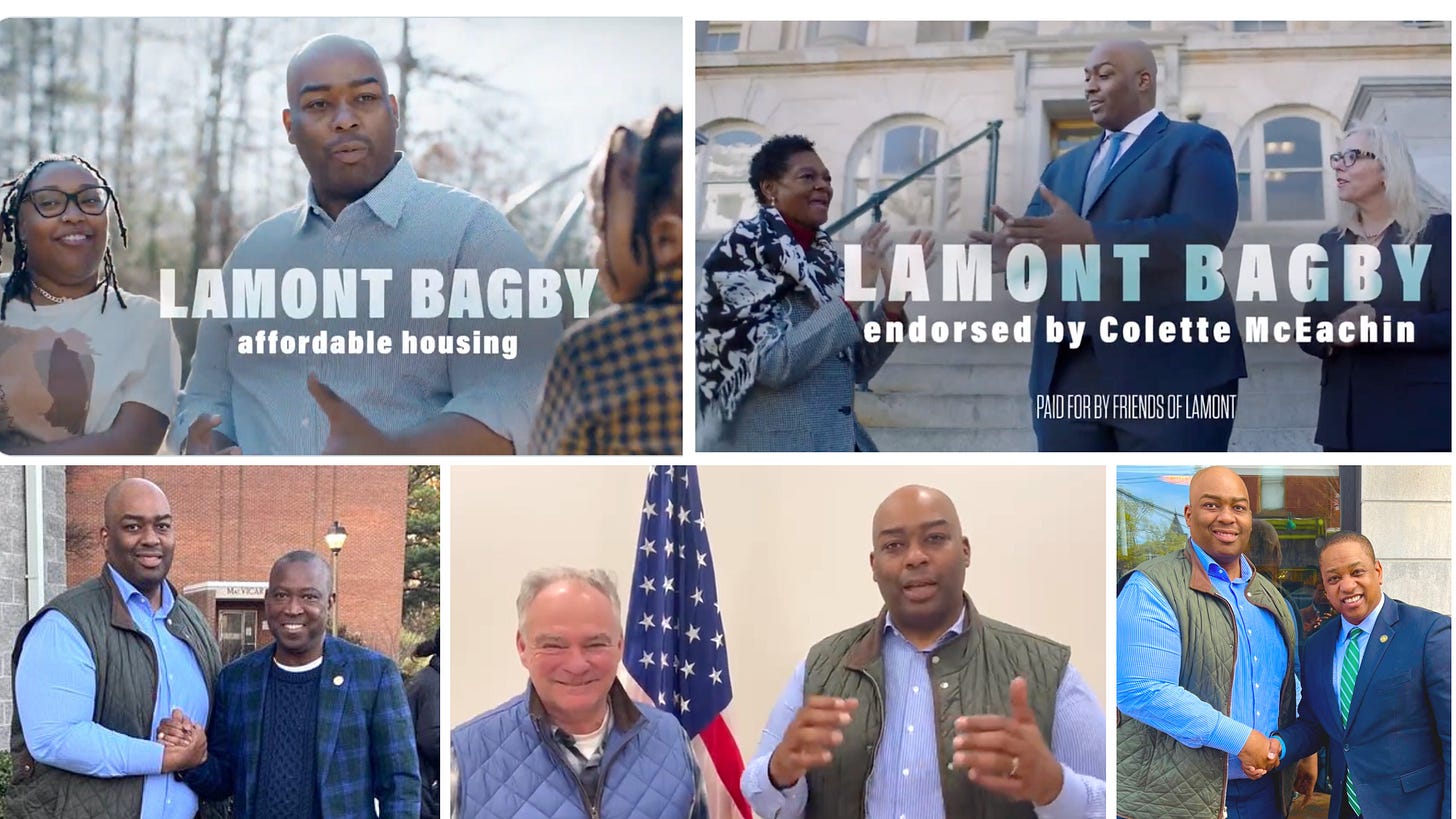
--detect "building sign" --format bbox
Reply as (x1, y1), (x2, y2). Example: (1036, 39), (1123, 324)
(182, 580), (269, 601)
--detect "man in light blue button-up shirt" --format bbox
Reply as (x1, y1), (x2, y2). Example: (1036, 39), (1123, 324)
(8, 478), (220, 819)
(1117, 466), (1301, 819)
(176, 34), (558, 456)
(742, 485), (1106, 819)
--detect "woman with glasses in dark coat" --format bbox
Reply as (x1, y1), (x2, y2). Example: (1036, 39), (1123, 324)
(1299, 123), (1451, 451)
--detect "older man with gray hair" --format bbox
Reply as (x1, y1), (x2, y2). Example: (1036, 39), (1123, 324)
(452, 567), (706, 818)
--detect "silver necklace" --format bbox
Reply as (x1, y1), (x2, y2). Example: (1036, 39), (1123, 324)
(33, 283), (75, 303)
(1355, 218), (1390, 244)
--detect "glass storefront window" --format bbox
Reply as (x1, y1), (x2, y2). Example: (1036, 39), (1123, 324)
(1116, 465), (1344, 639)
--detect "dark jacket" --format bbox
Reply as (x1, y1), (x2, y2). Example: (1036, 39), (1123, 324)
(1276, 597), (1451, 819)
(181, 634), (421, 818)
(1300, 213), (1451, 451)
(407, 654), (441, 818)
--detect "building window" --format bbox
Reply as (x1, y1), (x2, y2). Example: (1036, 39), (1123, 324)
(1051, 119), (1101, 160)
(1233, 21), (1288, 32)
(846, 118), (961, 233)
(697, 125), (764, 236)
(915, 21), (989, 43)
(1116, 465), (1346, 640)
(701, 23), (741, 52)
(805, 21), (869, 47)
(1236, 113), (1334, 222)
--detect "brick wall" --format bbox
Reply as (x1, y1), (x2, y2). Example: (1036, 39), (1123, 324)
(66, 466), (410, 656)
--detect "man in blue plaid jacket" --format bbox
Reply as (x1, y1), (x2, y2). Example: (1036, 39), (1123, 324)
(162, 550), (421, 818)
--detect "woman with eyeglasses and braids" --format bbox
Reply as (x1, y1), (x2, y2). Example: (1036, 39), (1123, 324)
(528, 107), (684, 455)
(1299, 123), (1451, 451)
(0, 154), (180, 454)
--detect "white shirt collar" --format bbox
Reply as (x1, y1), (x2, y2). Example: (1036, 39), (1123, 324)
(1114, 107), (1162, 139)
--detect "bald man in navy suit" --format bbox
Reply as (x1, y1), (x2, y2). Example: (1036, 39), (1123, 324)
(973, 39), (1245, 451)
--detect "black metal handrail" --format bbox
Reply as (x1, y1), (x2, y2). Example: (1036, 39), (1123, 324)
(825, 119), (1002, 236)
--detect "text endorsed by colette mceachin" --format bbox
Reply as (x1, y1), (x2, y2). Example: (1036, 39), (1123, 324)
(159, 267), (598, 362)
(846, 241), (1433, 348)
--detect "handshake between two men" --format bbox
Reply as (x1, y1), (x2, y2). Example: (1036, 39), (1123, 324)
(768, 677), (1066, 808)
(1238, 725), (1320, 811)
(156, 708), (209, 772)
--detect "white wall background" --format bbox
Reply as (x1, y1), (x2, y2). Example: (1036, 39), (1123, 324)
(449, 464), (1108, 755)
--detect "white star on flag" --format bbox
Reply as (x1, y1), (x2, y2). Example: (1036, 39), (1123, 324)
(623, 466), (750, 818)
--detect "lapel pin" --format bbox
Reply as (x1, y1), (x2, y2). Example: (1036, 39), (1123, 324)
(1379, 635), (1388, 643)
(333, 675), (344, 686)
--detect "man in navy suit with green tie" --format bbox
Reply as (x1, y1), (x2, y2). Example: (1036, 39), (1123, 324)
(972, 39), (1246, 451)
(1262, 532), (1451, 818)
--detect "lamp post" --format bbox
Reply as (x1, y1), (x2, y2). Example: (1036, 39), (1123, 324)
(1183, 94), (1205, 124)
(325, 520), (348, 635)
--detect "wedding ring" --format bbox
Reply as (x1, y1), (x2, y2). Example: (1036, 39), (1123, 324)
(1009, 755), (1020, 777)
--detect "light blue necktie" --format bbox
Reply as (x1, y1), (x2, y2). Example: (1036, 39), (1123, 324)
(1081, 131), (1128, 216)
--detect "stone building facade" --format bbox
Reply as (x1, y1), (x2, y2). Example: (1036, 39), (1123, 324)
(696, 21), (1451, 450)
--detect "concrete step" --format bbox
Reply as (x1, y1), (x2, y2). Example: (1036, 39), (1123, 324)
(856, 392), (1029, 429)
(866, 426), (1037, 452)
(869, 363), (1029, 396)
(1229, 427), (1320, 452)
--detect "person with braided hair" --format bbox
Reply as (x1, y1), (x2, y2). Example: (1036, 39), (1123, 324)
(528, 106), (685, 454)
(0, 154), (180, 454)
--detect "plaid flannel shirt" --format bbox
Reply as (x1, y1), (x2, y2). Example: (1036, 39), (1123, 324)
(528, 267), (683, 455)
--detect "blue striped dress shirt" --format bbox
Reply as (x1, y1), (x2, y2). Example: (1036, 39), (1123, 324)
(743, 609), (1107, 818)
(1116, 540), (1288, 781)
(174, 154), (560, 454)
(14, 566), (210, 819)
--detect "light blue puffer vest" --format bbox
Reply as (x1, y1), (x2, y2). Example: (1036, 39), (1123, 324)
(453, 682), (698, 819)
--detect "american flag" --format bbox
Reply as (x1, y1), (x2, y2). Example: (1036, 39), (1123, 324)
(624, 466), (750, 818)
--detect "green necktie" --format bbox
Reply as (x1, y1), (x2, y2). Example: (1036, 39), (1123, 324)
(1339, 627), (1363, 815)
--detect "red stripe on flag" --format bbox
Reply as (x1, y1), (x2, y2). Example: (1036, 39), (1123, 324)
(700, 715), (751, 818)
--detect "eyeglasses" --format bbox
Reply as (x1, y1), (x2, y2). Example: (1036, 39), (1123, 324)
(22, 186), (112, 218)
(1328, 150), (1377, 170)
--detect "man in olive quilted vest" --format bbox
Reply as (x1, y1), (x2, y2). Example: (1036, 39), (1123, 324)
(452, 568), (706, 818)
(1116, 466), (1300, 819)
(6, 478), (223, 819)
(741, 484), (1107, 818)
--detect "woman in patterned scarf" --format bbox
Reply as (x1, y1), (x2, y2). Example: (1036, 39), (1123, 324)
(696, 134), (932, 451)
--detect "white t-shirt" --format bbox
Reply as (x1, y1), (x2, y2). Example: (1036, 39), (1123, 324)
(0, 275), (180, 447)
